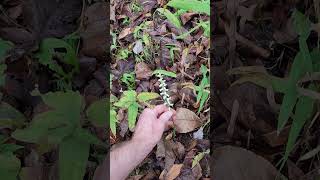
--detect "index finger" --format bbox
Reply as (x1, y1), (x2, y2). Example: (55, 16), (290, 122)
(153, 104), (169, 116)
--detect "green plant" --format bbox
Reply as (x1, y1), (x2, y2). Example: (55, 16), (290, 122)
(117, 48), (131, 60)
(156, 8), (182, 28)
(35, 38), (79, 90)
(0, 38), (13, 86)
(12, 91), (106, 180)
(110, 94), (118, 136)
(165, 44), (180, 64)
(167, 0), (210, 15)
(153, 70), (177, 108)
(121, 72), (136, 90)
(130, 1), (143, 13)
(227, 10), (319, 170)
(182, 65), (210, 113)
(0, 135), (23, 180)
(192, 149), (209, 168)
(114, 90), (160, 130)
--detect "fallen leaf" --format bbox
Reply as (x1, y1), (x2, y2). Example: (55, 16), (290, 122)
(135, 62), (153, 80)
(212, 146), (285, 180)
(118, 28), (132, 39)
(80, 2), (108, 59)
(133, 40), (144, 54)
(166, 164), (183, 180)
(174, 108), (202, 133)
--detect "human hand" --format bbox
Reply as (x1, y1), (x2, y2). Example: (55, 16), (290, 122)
(132, 104), (176, 149)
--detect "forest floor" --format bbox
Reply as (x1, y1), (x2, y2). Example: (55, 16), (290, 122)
(213, 0), (320, 180)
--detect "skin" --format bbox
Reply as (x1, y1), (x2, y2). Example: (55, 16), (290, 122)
(93, 105), (176, 180)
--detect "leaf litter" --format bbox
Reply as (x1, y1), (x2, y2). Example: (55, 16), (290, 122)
(111, 0), (210, 179)
(213, 0), (320, 179)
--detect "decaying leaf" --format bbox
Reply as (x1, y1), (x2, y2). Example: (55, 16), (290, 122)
(166, 164), (183, 180)
(174, 108), (202, 133)
(212, 146), (285, 180)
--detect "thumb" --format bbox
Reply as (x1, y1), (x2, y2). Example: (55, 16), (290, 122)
(158, 111), (173, 123)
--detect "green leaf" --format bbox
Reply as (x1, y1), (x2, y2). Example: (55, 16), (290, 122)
(110, 109), (117, 136)
(59, 136), (90, 180)
(156, 8), (182, 28)
(114, 90), (137, 108)
(35, 38), (79, 77)
(0, 102), (25, 128)
(74, 128), (107, 148)
(280, 93), (315, 170)
(137, 92), (160, 103)
(292, 10), (311, 39)
(0, 153), (21, 180)
(0, 144), (23, 153)
(0, 38), (13, 62)
(152, 69), (177, 78)
(192, 149), (209, 168)
(167, 0), (210, 15)
(41, 91), (82, 125)
(198, 91), (209, 113)
(277, 88), (298, 132)
(128, 102), (139, 131)
(12, 111), (70, 144)
(87, 99), (107, 127)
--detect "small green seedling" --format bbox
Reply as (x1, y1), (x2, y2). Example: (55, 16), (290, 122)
(117, 48), (131, 60)
(153, 70), (177, 108)
(109, 94), (118, 136)
(156, 8), (182, 28)
(114, 90), (160, 131)
(183, 65), (210, 113)
(121, 72), (136, 90)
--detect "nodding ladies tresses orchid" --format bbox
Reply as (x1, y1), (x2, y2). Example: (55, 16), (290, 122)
(153, 69), (177, 108)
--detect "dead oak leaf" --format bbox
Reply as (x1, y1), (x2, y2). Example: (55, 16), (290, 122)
(174, 108), (202, 133)
(118, 28), (132, 39)
(166, 164), (183, 180)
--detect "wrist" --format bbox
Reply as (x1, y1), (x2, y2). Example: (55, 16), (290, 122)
(130, 136), (156, 153)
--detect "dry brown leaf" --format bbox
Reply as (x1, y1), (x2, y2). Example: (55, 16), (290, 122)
(135, 62), (153, 80)
(174, 108), (202, 133)
(166, 164), (183, 180)
(118, 28), (132, 39)
(212, 146), (284, 180)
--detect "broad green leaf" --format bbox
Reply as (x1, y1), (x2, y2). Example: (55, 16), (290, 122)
(128, 102), (139, 130)
(41, 91), (82, 125)
(0, 144), (23, 153)
(0, 102), (25, 128)
(12, 111), (70, 143)
(311, 49), (320, 71)
(280, 93), (315, 170)
(59, 136), (90, 180)
(192, 149), (209, 168)
(0, 153), (21, 180)
(292, 10), (311, 39)
(0, 38), (13, 62)
(110, 109), (117, 136)
(114, 90), (137, 108)
(87, 99), (107, 127)
(137, 92), (160, 103)
(74, 128), (107, 148)
(157, 8), (182, 28)
(152, 69), (177, 78)
(167, 0), (210, 15)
